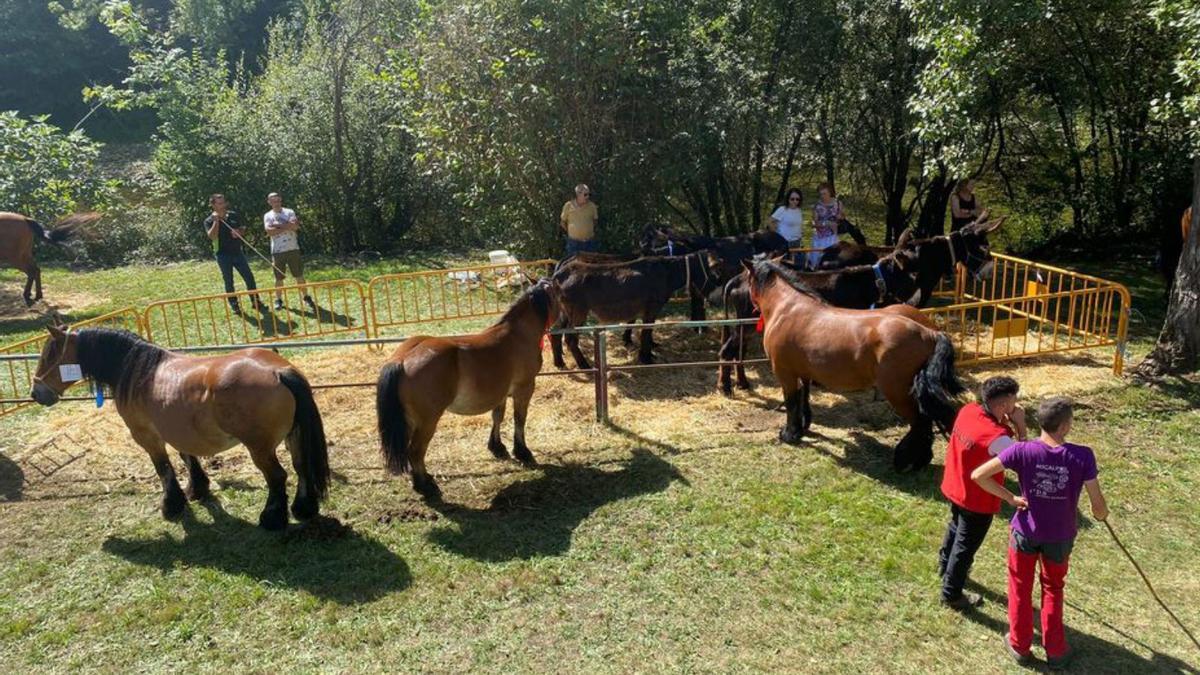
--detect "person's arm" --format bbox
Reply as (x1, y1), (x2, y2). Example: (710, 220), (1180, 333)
(971, 194), (983, 217)
(288, 212), (300, 231)
(229, 214), (245, 240)
(205, 215), (220, 241)
(264, 214), (282, 237)
(1007, 405), (1028, 441)
(1084, 479), (1108, 521)
(560, 203), (570, 233)
(971, 457), (1029, 509)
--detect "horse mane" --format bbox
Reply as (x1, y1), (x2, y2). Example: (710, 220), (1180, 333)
(502, 280), (553, 326)
(751, 258), (826, 303)
(75, 328), (169, 405)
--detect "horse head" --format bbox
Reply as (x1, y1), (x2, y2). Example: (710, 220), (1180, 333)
(838, 218), (868, 246)
(528, 277), (564, 327)
(955, 215), (1007, 280)
(30, 323), (82, 406)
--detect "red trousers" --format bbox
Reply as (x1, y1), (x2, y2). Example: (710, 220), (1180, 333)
(1007, 544), (1070, 657)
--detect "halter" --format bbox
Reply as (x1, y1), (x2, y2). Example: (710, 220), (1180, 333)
(681, 254), (711, 296)
(31, 328), (73, 386)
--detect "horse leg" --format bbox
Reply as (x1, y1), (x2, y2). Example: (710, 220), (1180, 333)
(33, 263), (43, 301)
(776, 371), (805, 445)
(637, 307), (659, 364)
(801, 379), (813, 431)
(179, 452), (211, 501)
(550, 331), (567, 370)
(717, 325), (734, 395)
(622, 328), (634, 346)
(408, 418), (443, 500)
(20, 260), (36, 306)
(879, 378), (933, 472)
(564, 307), (592, 370)
(735, 326), (752, 390)
(247, 444), (289, 530)
(129, 424), (186, 520)
(488, 400), (510, 459)
(511, 381), (537, 466)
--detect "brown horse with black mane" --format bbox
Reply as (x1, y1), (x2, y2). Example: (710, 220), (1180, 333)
(30, 327), (329, 529)
(743, 257), (965, 472)
(1, 211), (98, 306)
(376, 278), (562, 500)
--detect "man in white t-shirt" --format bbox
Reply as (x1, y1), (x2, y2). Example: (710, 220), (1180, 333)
(263, 192), (315, 311)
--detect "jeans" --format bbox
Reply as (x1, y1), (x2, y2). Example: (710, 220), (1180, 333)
(938, 502), (994, 601)
(565, 238), (597, 257)
(216, 252), (257, 303)
(1008, 530), (1074, 658)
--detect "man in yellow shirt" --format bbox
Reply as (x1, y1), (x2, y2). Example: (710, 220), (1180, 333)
(561, 184), (599, 256)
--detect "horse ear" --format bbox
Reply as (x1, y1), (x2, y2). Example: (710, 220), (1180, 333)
(983, 215), (1007, 233)
(47, 324), (66, 340)
(769, 252), (787, 264)
(895, 228), (913, 250)
(740, 259), (755, 274)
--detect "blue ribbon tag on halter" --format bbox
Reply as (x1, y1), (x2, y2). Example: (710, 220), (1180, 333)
(94, 382), (105, 408)
(667, 240), (674, 256)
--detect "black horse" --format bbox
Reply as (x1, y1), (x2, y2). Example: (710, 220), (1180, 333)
(550, 253), (721, 368)
(639, 226), (788, 258)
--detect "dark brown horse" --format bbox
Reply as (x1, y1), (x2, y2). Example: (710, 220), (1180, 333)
(30, 327), (329, 529)
(551, 253), (718, 368)
(0, 212), (96, 306)
(894, 214), (1006, 307)
(376, 278), (561, 499)
(743, 258), (964, 471)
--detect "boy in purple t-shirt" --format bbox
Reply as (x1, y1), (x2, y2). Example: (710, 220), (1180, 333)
(970, 397), (1109, 670)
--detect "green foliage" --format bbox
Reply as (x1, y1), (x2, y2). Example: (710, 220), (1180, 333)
(0, 111), (116, 222)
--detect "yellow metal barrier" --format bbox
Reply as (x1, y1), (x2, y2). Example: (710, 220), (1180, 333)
(0, 307), (143, 418)
(142, 279), (371, 349)
(367, 259), (558, 336)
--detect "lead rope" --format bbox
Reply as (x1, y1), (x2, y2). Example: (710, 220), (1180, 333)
(945, 232), (959, 271)
(1103, 520), (1200, 653)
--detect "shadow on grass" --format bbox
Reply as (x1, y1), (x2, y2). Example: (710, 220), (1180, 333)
(291, 301), (355, 328)
(427, 449), (686, 561)
(0, 451), (23, 501)
(959, 596), (1198, 673)
(102, 500), (410, 604)
(805, 430), (943, 502)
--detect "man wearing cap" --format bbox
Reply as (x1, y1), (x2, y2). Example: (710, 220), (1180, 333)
(560, 184), (599, 257)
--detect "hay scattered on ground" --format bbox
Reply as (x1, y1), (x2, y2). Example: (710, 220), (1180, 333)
(0, 282), (110, 319)
(3, 334), (1120, 507)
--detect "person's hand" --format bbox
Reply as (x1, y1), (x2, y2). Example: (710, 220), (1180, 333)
(1008, 406), (1025, 428)
(1092, 504), (1109, 521)
(231, 228), (243, 240)
(1008, 494), (1029, 510)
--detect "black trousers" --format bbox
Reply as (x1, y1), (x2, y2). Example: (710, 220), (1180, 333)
(938, 502), (994, 601)
(216, 252), (257, 301)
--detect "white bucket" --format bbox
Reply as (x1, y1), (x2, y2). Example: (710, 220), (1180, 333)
(488, 250), (512, 265)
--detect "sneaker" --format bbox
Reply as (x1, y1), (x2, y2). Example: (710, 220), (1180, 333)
(1004, 633), (1034, 665)
(940, 592), (983, 611)
(273, 299), (284, 311)
(1047, 647), (1074, 671)
(229, 302), (242, 315)
(303, 295), (317, 309)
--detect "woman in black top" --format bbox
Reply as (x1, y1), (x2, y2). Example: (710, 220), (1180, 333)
(950, 179), (981, 232)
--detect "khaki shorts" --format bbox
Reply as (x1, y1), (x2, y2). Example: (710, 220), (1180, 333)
(272, 249), (304, 281)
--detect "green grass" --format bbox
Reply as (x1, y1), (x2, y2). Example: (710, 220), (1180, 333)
(0, 249), (1196, 672)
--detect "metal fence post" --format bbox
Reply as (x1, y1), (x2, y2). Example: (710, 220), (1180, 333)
(593, 329), (609, 423)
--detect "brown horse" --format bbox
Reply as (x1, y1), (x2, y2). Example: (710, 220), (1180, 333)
(0, 212), (97, 306)
(30, 327), (330, 529)
(743, 257), (965, 471)
(376, 278), (561, 500)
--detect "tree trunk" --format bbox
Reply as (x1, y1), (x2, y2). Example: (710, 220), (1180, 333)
(917, 162), (953, 237)
(1136, 155), (1200, 377)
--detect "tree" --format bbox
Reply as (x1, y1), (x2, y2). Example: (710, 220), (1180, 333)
(1137, 0), (1200, 377)
(0, 111), (115, 220)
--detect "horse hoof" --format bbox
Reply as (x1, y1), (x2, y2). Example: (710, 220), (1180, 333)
(718, 383), (733, 397)
(736, 380), (753, 391)
(488, 439), (510, 459)
(513, 446), (536, 466)
(637, 355), (655, 365)
(413, 476), (442, 502)
(161, 490), (187, 520)
(553, 360), (568, 370)
(259, 506), (288, 530)
(291, 496), (319, 521)
(778, 428), (804, 445)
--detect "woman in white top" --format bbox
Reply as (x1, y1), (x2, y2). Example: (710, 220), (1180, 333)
(810, 182), (844, 268)
(770, 188), (805, 262)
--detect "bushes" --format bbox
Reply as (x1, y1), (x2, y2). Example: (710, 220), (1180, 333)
(0, 111), (115, 222)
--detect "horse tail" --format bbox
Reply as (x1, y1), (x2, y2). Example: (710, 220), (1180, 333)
(278, 368), (330, 501)
(910, 333), (966, 434)
(25, 213), (94, 244)
(376, 361), (410, 474)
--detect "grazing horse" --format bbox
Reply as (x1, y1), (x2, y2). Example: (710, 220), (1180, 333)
(29, 327), (329, 529)
(551, 253), (717, 369)
(0, 212), (97, 306)
(742, 258), (965, 471)
(376, 278), (562, 500)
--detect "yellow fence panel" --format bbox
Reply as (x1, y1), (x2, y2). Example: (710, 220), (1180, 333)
(142, 279), (371, 349)
(367, 259), (558, 336)
(0, 307), (143, 418)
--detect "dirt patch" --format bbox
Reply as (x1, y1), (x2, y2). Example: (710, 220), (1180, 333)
(0, 281), (109, 320)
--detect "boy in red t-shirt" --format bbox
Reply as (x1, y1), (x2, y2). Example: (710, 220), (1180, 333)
(938, 376), (1027, 610)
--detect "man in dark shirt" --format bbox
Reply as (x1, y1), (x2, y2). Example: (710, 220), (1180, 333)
(203, 193), (262, 313)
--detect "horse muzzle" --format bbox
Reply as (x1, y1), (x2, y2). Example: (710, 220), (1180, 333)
(30, 382), (60, 406)
(972, 260), (995, 282)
